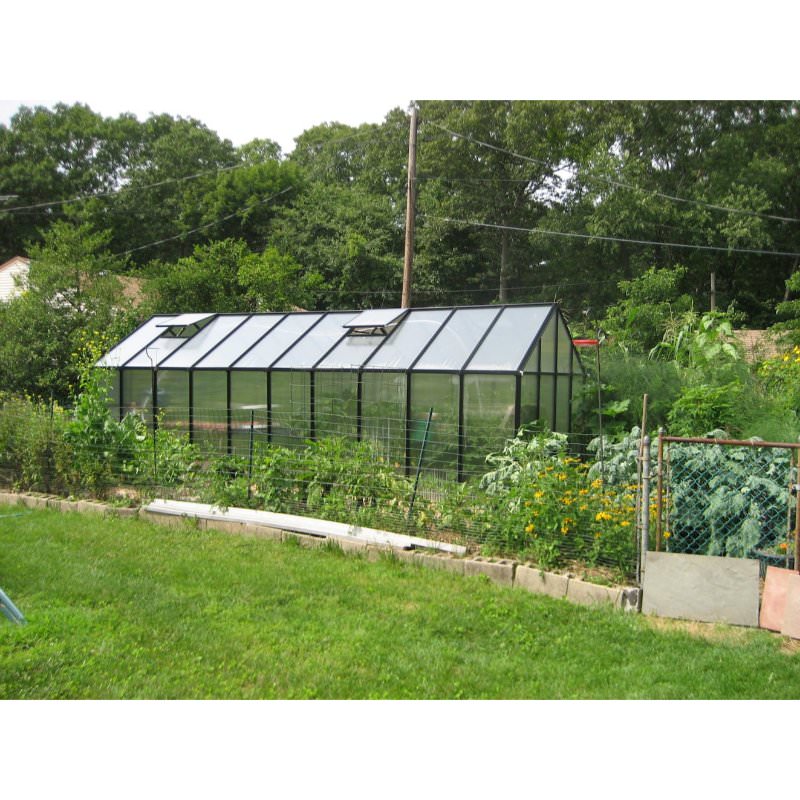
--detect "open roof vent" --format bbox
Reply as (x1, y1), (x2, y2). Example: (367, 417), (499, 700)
(155, 313), (215, 338)
(342, 308), (407, 337)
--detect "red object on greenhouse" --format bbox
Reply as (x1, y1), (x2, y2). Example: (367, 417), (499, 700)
(572, 338), (600, 347)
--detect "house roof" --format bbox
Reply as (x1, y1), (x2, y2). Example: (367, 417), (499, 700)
(0, 256), (30, 273)
(97, 303), (584, 376)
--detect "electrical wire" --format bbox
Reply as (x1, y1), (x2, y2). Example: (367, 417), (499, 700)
(423, 215), (800, 259)
(423, 120), (800, 225)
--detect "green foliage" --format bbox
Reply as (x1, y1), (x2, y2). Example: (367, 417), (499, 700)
(651, 310), (742, 368)
(144, 238), (323, 314)
(0, 219), (129, 403)
(603, 266), (693, 353)
(206, 437), (414, 529)
(666, 382), (742, 437)
(479, 427), (637, 576)
(664, 434), (791, 558)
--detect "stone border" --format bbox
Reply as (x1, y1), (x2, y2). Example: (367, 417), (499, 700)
(0, 491), (640, 613)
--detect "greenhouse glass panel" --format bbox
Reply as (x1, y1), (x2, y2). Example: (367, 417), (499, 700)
(234, 314), (322, 369)
(121, 369), (153, 425)
(463, 374), (516, 477)
(192, 370), (228, 453)
(538, 374), (555, 430)
(361, 372), (406, 467)
(414, 308), (500, 371)
(521, 374), (539, 425)
(316, 334), (385, 369)
(522, 342), (540, 374)
(196, 315), (284, 369)
(556, 376), (572, 431)
(96, 316), (173, 367)
(270, 370), (310, 446)
(273, 313), (355, 369)
(363, 309), (450, 370)
(315, 372), (358, 440)
(124, 335), (186, 367)
(159, 315), (248, 368)
(157, 370), (189, 432)
(466, 305), (551, 372)
(410, 373), (459, 478)
(230, 371), (268, 456)
(556, 315), (574, 374)
(539, 314), (557, 373)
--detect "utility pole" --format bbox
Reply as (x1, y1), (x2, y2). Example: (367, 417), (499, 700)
(401, 104), (418, 309)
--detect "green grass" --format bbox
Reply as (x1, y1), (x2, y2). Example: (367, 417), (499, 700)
(1, 504), (799, 699)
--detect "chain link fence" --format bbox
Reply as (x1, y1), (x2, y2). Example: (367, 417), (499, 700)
(655, 434), (799, 572)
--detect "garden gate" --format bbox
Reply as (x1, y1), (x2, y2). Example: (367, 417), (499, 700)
(654, 434), (800, 571)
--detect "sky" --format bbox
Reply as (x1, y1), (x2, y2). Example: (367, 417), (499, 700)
(4, 2), (797, 153)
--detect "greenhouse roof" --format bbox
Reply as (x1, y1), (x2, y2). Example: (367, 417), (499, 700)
(97, 303), (582, 374)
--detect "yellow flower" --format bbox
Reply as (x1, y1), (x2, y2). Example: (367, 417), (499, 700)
(619, 520), (631, 527)
(591, 478), (603, 489)
(579, 488), (589, 496)
(525, 523), (535, 534)
(663, 530), (671, 539)
(557, 472), (568, 481)
(534, 490), (545, 499)
(595, 511), (612, 522)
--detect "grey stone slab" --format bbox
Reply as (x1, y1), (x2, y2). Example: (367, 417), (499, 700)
(566, 578), (621, 607)
(642, 551), (760, 627)
(414, 552), (465, 575)
(240, 523), (283, 542)
(463, 557), (515, 587)
(514, 565), (569, 599)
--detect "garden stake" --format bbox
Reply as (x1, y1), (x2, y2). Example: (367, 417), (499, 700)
(247, 410), (255, 502)
(408, 407), (433, 522)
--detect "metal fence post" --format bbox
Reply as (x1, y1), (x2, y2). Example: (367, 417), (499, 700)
(639, 435), (651, 586)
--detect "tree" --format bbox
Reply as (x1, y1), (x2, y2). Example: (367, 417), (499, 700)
(143, 238), (322, 314)
(0, 220), (131, 402)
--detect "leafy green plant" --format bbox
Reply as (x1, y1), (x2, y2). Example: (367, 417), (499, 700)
(666, 381), (742, 437)
(664, 432), (791, 558)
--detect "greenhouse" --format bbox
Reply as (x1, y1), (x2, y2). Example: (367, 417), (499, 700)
(97, 303), (585, 480)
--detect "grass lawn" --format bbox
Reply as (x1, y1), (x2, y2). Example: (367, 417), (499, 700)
(1, 504), (799, 699)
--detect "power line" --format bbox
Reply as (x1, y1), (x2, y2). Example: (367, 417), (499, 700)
(424, 215), (800, 259)
(423, 120), (800, 225)
(114, 186), (295, 258)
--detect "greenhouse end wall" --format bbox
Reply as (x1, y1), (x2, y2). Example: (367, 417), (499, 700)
(102, 304), (585, 480)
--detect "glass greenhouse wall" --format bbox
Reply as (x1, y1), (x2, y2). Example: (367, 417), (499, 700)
(97, 304), (585, 480)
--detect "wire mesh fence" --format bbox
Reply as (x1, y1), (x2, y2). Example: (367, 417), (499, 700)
(655, 434), (799, 572)
(0, 394), (643, 581)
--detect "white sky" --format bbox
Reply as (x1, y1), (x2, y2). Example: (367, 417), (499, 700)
(4, 1), (797, 153)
